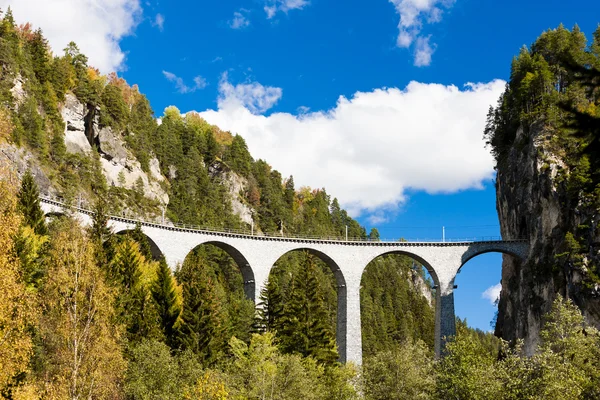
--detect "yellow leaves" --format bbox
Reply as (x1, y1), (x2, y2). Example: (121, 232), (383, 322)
(213, 128), (233, 146)
(0, 178), (35, 392)
(185, 370), (229, 400)
(41, 221), (126, 399)
(0, 107), (13, 143)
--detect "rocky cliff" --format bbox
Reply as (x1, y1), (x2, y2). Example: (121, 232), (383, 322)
(488, 25), (600, 353)
(494, 121), (600, 353)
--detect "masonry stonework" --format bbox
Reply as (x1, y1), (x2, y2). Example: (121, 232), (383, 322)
(41, 198), (528, 365)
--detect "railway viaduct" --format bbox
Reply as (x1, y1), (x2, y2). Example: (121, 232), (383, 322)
(40, 197), (529, 365)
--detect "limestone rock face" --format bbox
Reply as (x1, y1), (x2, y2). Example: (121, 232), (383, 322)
(60, 93), (91, 154)
(98, 126), (128, 162)
(10, 75), (26, 108)
(0, 143), (53, 195)
(58, 93), (169, 205)
(495, 123), (600, 354)
(221, 171), (253, 226)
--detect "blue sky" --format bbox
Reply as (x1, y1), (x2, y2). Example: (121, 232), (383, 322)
(4, 0), (599, 331)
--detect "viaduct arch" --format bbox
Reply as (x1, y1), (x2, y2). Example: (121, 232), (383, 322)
(40, 197), (529, 365)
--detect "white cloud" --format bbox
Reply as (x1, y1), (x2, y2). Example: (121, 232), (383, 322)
(389, 0), (454, 66)
(482, 283), (502, 305)
(154, 13), (165, 31)
(414, 36), (435, 67)
(163, 71), (208, 94)
(0, 0), (142, 73)
(264, 0), (309, 19)
(198, 76), (505, 217)
(230, 10), (250, 29)
(217, 73), (282, 114)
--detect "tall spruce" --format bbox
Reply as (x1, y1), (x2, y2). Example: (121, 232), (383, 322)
(17, 170), (48, 236)
(152, 257), (182, 347)
(111, 238), (160, 343)
(279, 253), (339, 364)
(176, 257), (227, 365)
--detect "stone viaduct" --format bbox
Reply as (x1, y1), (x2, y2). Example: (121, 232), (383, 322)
(40, 197), (529, 365)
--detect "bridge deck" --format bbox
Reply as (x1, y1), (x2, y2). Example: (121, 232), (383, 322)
(41, 197), (524, 246)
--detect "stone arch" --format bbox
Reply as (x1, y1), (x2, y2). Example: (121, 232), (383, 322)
(269, 247), (348, 362)
(115, 229), (166, 261)
(459, 242), (528, 272)
(183, 241), (256, 301)
(45, 211), (66, 219)
(362, 250), (440, 288)
(358, 250), (439, 356)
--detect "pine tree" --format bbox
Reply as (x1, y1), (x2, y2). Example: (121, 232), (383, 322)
(127, 222), (153, 260)
(17, 170), (48, 236)
(279, 253), (339, 364)
(176, 258), (227, 365)
(257, 277), (285, 334)
(152, 258), (182, 347)
(111, 238), (160, 342)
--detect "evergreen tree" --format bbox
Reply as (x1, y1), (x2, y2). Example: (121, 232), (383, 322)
(279, 253), (338, 364)
(152, 258), (182, 347)
(17, 170), (48, 236)
(176, 258), (228, 365)
(257, 277), (285, 334)
(111, 238), (160, 343)
(368, 228), (380, 241)
(127, 222), (153, 260)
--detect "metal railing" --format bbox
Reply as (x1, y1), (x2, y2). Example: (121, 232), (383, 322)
(40, 194), (526, 244)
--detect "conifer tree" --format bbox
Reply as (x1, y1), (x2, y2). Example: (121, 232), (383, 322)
(111, 238), (160, 342)
(127, 222), (153, 260)
(257, 277), (285, 334)
(279, 253), (339, 364)
(176, 258), (227, 365)
(17, 170), (48, 236)
(152, 258), (182, 347)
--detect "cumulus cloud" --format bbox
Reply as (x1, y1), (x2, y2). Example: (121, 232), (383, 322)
(264, 0), (309, 19)
(389, 0), (454, 66)
(198, 76), (505, 217)
(217, 73), (282, 114)
(0, 0), (142, 72)
(230, 10), (250, 29)
(154, 13), (165, 31)
(482, 283), (502, 305)
(163, 71), (208, 94)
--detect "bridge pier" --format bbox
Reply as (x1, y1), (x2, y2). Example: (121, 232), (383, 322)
(341, 281), (362, 365)
(435, 285), (457, 357)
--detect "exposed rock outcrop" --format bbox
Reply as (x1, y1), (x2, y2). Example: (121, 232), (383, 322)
(61, 93), (91, 154)
(495, 123), (600, 354)
(221, 170), (253, 226)
(0, 143), (53, 195)
(58, 93), (169, 205)
(10, 75), (26, 108)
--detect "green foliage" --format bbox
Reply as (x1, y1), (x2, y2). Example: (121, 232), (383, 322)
(363, 340), (435, 400)
(17, 170), (48, 236)
(152, 258), (182, 347)
(435, 296), (600, 400)
(100, 83), (129, 131)
(361, 254), (435, 356)
(125, 339), (203, 400)
(278, 253), (339, 364)
(260, 251), (339, 364)
(176, 250), (229, 365)
(111, 238), (161, 343)
(226, 333), (359, 400)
